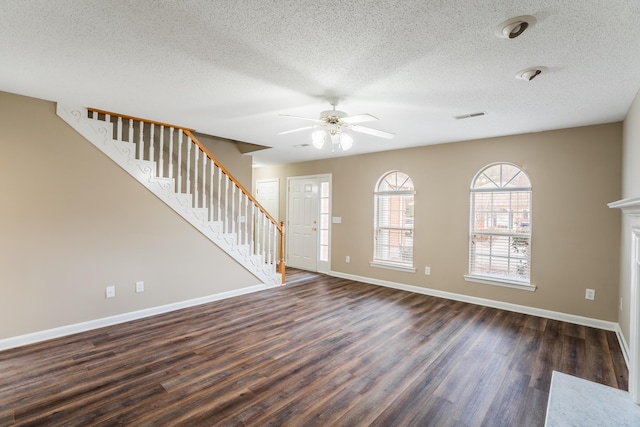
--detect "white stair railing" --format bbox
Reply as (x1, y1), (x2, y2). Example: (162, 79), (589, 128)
(87, 108), (285, 284)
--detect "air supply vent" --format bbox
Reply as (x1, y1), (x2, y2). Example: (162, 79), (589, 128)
(454, 111), (487, 120)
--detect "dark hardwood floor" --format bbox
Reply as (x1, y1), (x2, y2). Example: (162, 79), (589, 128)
(0, 268), (628, 426)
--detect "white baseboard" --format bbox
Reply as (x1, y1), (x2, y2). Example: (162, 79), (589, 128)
(329, 270), (627, 362)
(615, 324), (631, 368)
(3, 271), (630, 372)
(0, 282), (275, 352)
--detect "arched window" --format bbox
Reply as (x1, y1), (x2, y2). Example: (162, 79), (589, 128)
(372, 171), (415, 270)
(467, 163), (532, 287)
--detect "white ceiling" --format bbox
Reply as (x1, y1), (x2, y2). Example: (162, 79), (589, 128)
(1, 1), (639, 166)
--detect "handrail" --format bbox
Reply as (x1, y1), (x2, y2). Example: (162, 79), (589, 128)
(88, 107), (286, 283)
(87, 107), (195, 132)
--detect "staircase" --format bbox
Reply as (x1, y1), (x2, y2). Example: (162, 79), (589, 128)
(57, 104), (285, 287)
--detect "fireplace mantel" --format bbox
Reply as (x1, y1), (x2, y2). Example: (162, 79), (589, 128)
(609, 196), (640, 216)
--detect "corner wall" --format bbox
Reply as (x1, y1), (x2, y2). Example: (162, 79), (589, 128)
(619, 89), (640, 343)
(256, 123), (622, 322)
(0, 91), (260, 340)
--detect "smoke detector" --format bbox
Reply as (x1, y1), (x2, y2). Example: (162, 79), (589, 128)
(495, 15), (536, 39)
(516, 66), (547, 81)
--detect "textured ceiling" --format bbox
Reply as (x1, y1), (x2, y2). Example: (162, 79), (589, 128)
(1, 1), (639, 166)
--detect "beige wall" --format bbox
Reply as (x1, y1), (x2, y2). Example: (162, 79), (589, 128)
(618, 89), (640, 343)
(255, 123), (622, 321)
(196, 132), (253, 189)
(0, 91), (260, 340)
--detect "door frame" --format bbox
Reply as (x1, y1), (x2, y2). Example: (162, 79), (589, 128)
(286, 174), (332, 273)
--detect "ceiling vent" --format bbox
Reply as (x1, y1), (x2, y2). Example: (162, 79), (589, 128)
(495, 15), (536, 39)
(516, 66), (547, 81)
(454, 112), (487, 120)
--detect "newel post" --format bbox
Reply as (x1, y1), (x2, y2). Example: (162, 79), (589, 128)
(279, 221), (286, 284)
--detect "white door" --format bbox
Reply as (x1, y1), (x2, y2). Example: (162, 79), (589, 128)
(256, 179), (279, 221)
(287, 177), (319, 271)
(255, 179), (280, 264)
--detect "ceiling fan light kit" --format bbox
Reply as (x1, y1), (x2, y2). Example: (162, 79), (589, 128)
(336, 132), (353, 150)
(311, 130), (326, 149)
(279, 100), (394, 152)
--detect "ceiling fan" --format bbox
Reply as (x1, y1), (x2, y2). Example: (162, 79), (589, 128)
(278, 100), (395, 151)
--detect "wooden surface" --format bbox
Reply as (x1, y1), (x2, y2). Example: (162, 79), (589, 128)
(0, 269), (628, 426)
(87, 108), (196, 132)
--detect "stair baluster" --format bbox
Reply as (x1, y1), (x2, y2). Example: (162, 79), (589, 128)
(138, 121), (144, 160)
(168, 128), (174, 179)
(186, 136), (192, 200)
(217, 164), (222, 222)
(158, 125), (164, 177)
(149, 124), (155, 164)
(201, 146), (207, 209)
(209, 160), (215, 222)
(193, 144), (199, 207)
(177, 132), (183, 193)
(116, 117), (123, 143)
(244, 192), (249, 246)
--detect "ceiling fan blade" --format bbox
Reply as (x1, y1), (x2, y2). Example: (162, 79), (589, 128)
(351, 125), (395, 139)
(341, 113), (378, 124)
(279, 114), (322, 123)
(277, 125), (319, 135)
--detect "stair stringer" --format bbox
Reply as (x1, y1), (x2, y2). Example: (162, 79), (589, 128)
(56, 104), (282, 287)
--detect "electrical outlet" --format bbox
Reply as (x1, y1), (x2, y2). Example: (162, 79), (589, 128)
(585, 288), (595, 300)
(346, 256), (350, 263)
(136, 281), (144, 293)
(425, 267), (431, 275)
(106, 286), (115, 298)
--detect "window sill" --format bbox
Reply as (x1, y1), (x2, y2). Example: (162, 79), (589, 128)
(464, 275), (536, 292)
(370, 262), (416, 273)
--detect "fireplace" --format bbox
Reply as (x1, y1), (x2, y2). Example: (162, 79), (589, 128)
(610, 195), (640, 405)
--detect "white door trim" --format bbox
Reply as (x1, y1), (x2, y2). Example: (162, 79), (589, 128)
(286, 174), (332, 273)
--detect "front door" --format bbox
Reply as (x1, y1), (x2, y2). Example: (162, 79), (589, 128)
(287, 177), (319, 271)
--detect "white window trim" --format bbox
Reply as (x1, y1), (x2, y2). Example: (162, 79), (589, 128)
(464, 274), (536, 291)
(469, 162), (532, 286)
(370, 261), (417, 273)
(373, 171), (415, 269)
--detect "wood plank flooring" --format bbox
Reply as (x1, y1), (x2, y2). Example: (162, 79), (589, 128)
(0, 269), (628, 426)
